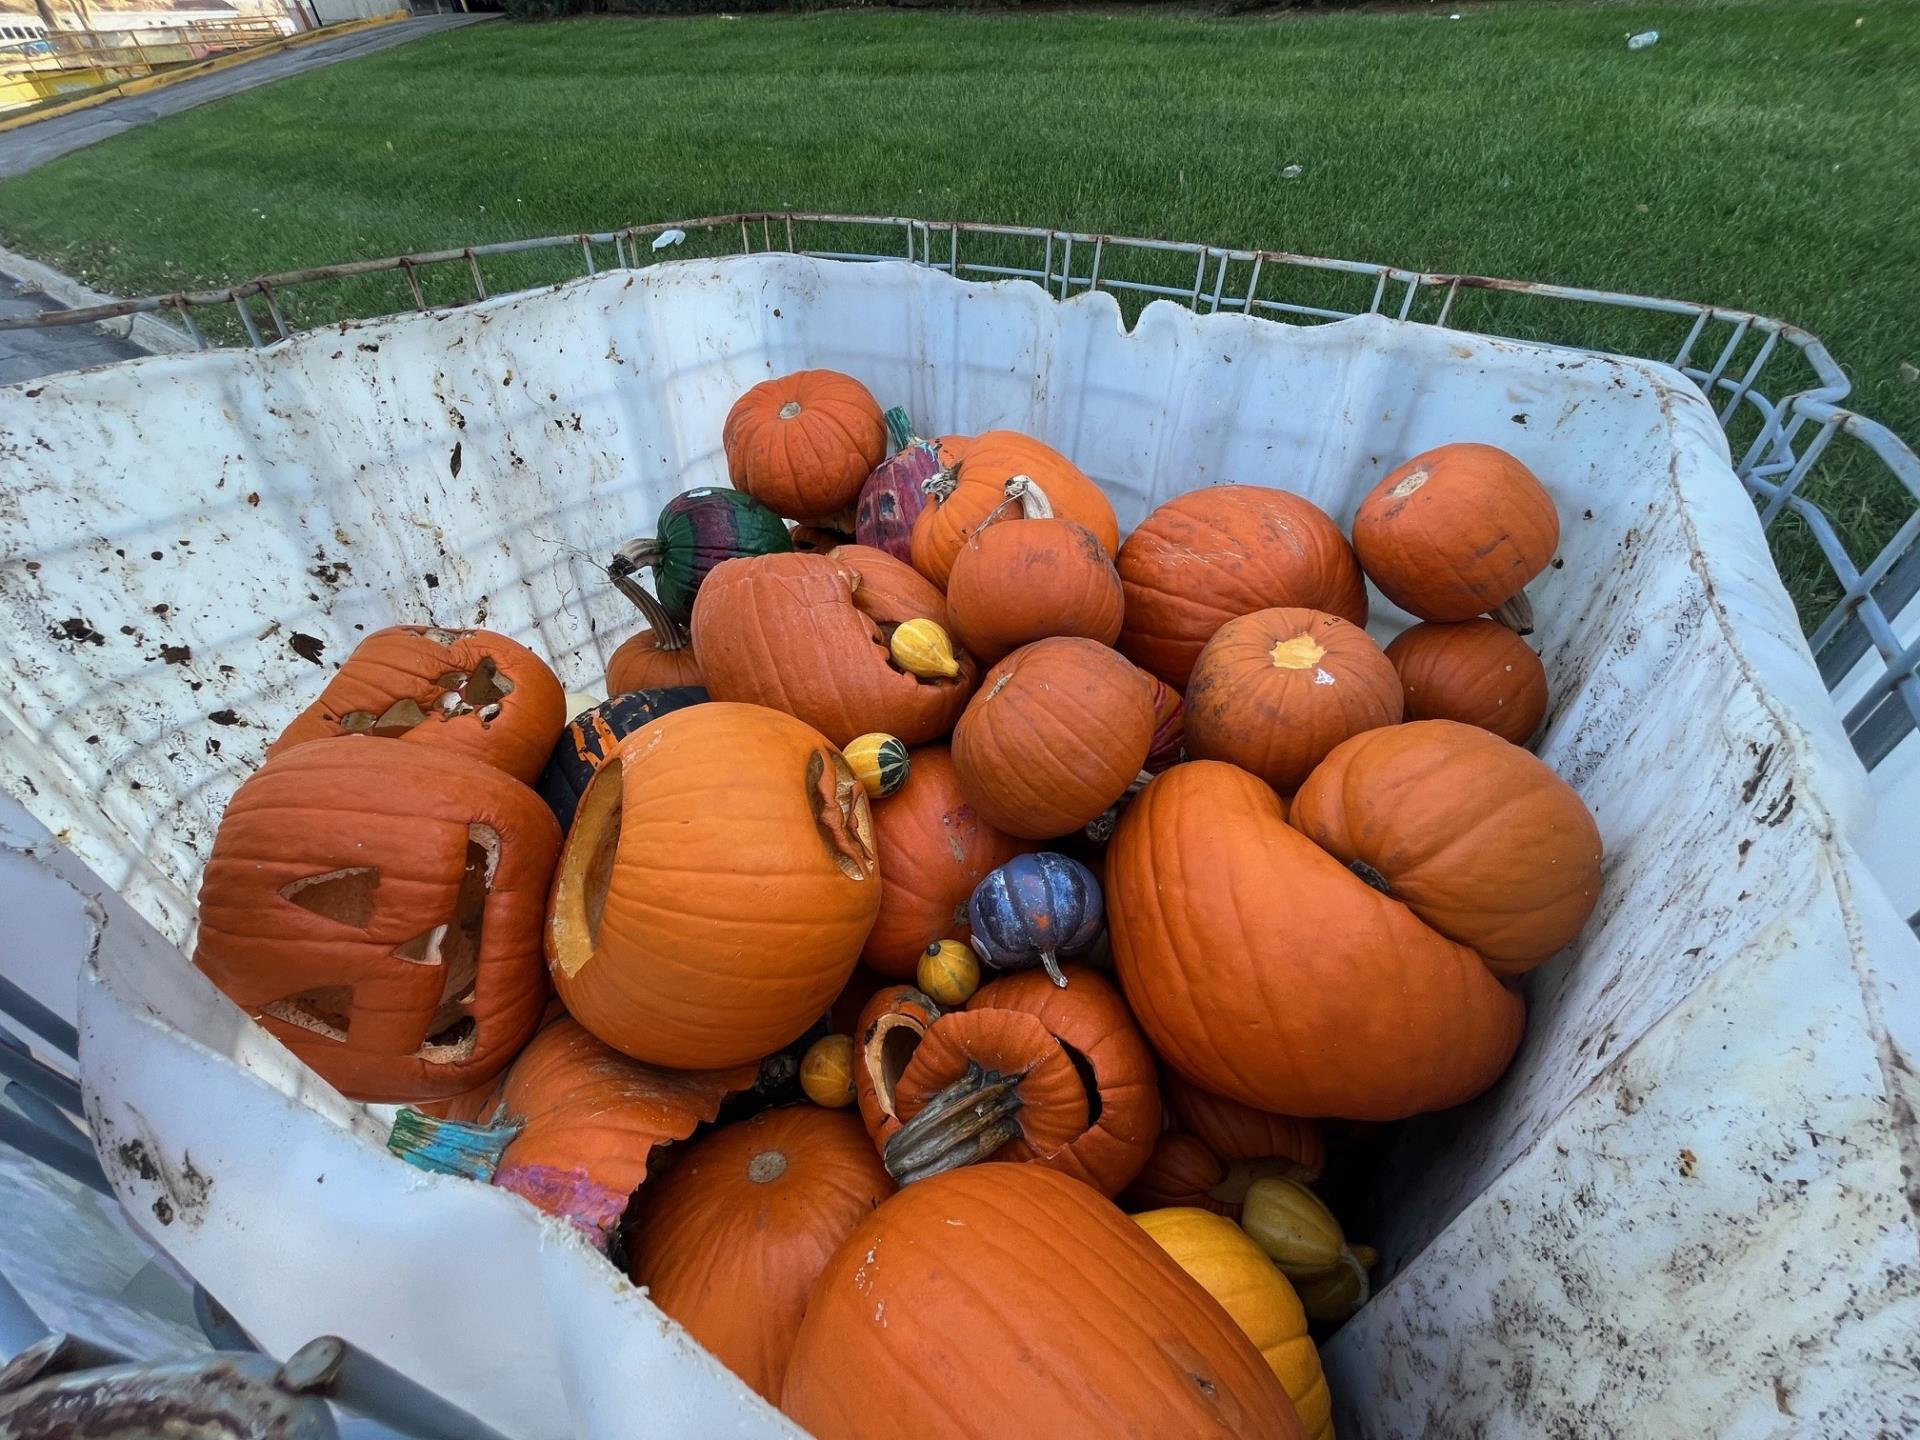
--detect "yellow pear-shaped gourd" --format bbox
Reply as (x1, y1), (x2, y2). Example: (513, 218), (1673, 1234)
(1294, 1246), (1372, 1324)
(890, 619), (961, 680)
(844, 732), (911, 799)
(799, 1034), (856, 1108)
(1240, 1176), (1346, 1280)
(1135, 1207), (1335, 1440)
(916, 939), (981, 1007)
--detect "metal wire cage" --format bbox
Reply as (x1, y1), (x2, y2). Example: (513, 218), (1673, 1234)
(4, 211), (1915, 772)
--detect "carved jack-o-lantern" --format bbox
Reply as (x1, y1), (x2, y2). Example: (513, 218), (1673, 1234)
(195, 736), (562, 1102)
(268, 625), (568, 786)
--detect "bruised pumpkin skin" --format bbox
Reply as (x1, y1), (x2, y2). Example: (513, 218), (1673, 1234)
(545, 702), (880, 1069)
(910, 431), (1121, 589)
(861, 746), (1024, 976)
(1116, 486), (1369, 689)
(194, 736), (559, 1104)
(1165, 1074), (1327, 1181)
(625, 1106), (894, 1403)
(1290, 719), (1603, 976)
(779, 1165), (1305, 1440)
(490, 1014), (753, 1247)
(1185, 608), (1403, 794)
(1106, 762), (1524, 1120)
(946, 504), (1126, 664)
(269, 625), (567, 787)
(692, 552), (976, 748)
(1383, 618), (1548, 745)
(951, 637), (1156, 839)
(1351, 443), (1560, 622)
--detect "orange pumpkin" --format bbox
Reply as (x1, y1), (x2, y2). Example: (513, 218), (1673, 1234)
(489, 1014), (753, 1246)
(1116, 486), (1368, 689)
(909, 431), (1120, 588)
(951, 637), (1155, 838)
(852, 984), (942, 1151)
(1185, 607), (1403, 793)
(1121, 1132), (1234, 1215)
(886, 967), (1158, 1197)
(605, 628), (705, 693)
(1143, 675), (1187, 773)
(195, 736), (559, 1103)
(723, 369), (887, 523)
(1351, 443), (1560, 625)
(692, 552), (976, 748)
(269, 625), (567, 786)
(826, 543), (955, 632)
(946, 478), (1126, 663)
(1290, 719), (1603, 976)
(626, 1106), (894, 1402)
(860, 745), (1024, 976)
(1165, 1074), (1327, 1182)
(780, 1165), (1305, 1439)
(546, 702), (879, 1069)
(1384, 618), (1548, 744)
(1106, 761), (1524, 1120)
(829, 966), (892, 1034)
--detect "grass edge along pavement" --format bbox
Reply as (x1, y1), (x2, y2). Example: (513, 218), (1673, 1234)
(0, 0), (1914, 628)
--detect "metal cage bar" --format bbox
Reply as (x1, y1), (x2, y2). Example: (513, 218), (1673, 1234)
(4, 211), (1915, 770)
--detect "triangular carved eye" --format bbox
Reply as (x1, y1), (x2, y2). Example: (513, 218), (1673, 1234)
(280, 867), (380, 928)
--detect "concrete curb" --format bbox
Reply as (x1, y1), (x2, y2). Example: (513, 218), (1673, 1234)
(0, 11), (411, 136)
(0, 243), (196, 353)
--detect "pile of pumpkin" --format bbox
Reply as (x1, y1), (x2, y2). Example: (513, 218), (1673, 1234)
(190, 368), (1600, 1440)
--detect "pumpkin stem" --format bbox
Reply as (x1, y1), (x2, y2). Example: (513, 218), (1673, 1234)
(923, 465), (958, 502)
(884, 406), (915, 453)
(608, 571), (690, 652)
(1035, 949), (1069, 988)
(882, 1060), (1026, 1185)
(1003, 474), (1054, 520)
(1490, 588), (1536, 635)
(611, 536), (666, 575)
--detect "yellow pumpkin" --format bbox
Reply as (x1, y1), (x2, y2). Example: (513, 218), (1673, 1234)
(801, 1035), (857, 1109)
(890, 619), (962, 679)
(1135, 1207), (1334, 1440)
(1240, 1177), (1346, 1280)
(916, 939), (980, 1007)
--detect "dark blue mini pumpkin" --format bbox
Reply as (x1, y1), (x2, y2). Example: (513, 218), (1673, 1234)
(537, 687), (708, 831)
(967, 852), (1104, 989)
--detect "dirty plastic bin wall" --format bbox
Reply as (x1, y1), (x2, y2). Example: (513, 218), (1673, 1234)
(1, 255), (1915, 1438)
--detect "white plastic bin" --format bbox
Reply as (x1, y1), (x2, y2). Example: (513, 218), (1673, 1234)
(1, 254), (1915, 1437)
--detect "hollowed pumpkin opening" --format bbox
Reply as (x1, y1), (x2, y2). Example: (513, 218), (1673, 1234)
(1057, 1037), (1103, 1128)
(340, 696), (429, 738)
(267, 985), (355, 1040)
(281, 866), (380, 928)
(550, 756), (625, 981)
(415, 827), (497, 1061)
(865, 1011), (927, 1123)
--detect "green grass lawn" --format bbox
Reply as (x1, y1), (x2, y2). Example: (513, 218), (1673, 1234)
(1, 0), (1915, 625)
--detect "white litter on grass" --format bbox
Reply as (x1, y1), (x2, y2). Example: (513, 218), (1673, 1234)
(1282, 165), (1304, 179)
(652, 230), (686, 251)
(1628, 30), (1660, 49)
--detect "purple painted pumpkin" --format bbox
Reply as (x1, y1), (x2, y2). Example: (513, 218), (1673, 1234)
(967, 852), (1104, 989)
(854, 408), (942, 563)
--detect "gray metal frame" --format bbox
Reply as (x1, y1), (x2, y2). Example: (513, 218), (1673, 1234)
(4, 212), (1914, 768)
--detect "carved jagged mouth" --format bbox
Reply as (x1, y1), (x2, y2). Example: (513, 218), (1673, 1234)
(807, 749), (877, 881)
